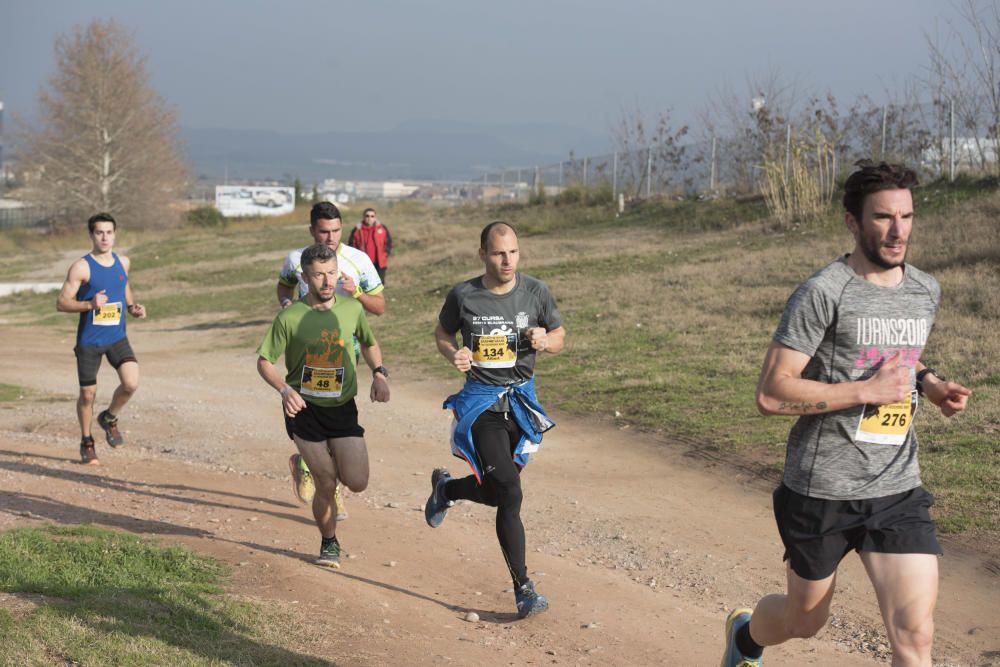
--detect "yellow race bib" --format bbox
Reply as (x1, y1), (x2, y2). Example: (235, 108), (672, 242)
(93, 302), (123, 326)
(472, 333), (517, 368)
(300, 365), (344, 398)
(854, 390), (918, 446)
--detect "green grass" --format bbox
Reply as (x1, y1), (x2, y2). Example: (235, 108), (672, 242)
(0, 525), (328, 665)
(0, 384), (24, 402)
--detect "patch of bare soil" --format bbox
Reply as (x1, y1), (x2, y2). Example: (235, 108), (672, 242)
(0, 324), (995, 666)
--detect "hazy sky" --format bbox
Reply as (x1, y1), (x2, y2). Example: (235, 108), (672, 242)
(0, 0), (970, 140)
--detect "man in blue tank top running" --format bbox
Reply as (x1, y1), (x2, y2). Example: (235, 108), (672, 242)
(56, 212), (147, 465)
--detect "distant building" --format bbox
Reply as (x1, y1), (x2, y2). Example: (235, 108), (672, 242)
(320, 178), (420, 201)
(922, 137), (999, 170)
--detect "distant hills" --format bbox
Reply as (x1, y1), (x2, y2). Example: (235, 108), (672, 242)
(181, 120), (612, 183)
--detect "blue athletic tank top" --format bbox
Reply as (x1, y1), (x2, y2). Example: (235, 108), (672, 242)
(76, 253), (128, 347)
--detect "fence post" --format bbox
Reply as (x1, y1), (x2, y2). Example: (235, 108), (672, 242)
(949, 97), (956, 182)
(784, 124), (792, 178)
(881, 106), (888, 158)
(583, 157), (588, 189)
(559, 161), (564, 187)
(645, 146), (652, 199)
(612, 151), (618, 203)
(710, 136), (717, 191)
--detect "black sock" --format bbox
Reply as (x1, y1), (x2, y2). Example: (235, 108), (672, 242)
(321, 535), (339, 546)
(736, 621), (764, 658)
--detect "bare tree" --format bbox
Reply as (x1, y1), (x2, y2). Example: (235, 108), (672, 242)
(612, 104), (689, 199)
(925, 0), (1000, 175)
(698, 68), (802, 193)
(17, 19), (187, 226)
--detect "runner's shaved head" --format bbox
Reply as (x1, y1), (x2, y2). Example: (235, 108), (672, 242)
(480, 221), (517, 250)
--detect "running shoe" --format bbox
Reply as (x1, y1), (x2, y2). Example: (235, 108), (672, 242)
(721, 608), (762, 667)
(515, 581), (549, 619)
(80, 436), (100, 466)
(315, 537), (341, 568)
(333, 482), (348, 521)
(424, 468), (454, 528)
(288, 454), (315, 504)
(97, 410), (124, 448)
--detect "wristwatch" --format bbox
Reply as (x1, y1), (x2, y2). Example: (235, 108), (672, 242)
(916, 367), (944, 395)
(372, 365), (389, 379)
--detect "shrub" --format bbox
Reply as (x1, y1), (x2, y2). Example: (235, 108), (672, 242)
(186, 205), (226, 228)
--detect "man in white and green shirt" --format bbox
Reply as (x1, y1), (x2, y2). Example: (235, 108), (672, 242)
(259, 243), (390, 568)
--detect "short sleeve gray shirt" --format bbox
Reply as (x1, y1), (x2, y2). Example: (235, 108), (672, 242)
(774, 256), (940, 500)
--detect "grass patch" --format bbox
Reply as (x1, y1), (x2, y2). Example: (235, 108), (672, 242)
(0, 525), (327, 665)
(0, 384), (24, 402)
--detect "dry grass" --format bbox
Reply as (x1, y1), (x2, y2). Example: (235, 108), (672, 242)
(760, 130), (837, 226)
(1, 190), (996, 538)
(381, 192), (999, 537)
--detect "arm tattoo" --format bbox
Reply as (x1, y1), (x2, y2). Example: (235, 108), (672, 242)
(779, 401), (827, 413)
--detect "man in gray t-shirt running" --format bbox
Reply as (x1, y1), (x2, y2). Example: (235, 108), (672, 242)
(720, 161), (972, 667)
(424, 221), (566, 620)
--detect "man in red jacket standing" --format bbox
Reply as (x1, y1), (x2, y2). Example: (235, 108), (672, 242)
(349, 208), (392, 285)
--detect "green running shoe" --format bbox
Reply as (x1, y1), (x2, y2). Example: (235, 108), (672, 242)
(721, 608), (761, 667)
(288, 453), (315, 504)
(315, 537), (341, 568)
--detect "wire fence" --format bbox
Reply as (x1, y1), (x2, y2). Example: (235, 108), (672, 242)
(0, 205), (53, 230)
(474, 98), (1000, 204)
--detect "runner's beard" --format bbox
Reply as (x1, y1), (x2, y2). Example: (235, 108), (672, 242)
(312, 289), (335, 303)
(859, 234), (906, 270)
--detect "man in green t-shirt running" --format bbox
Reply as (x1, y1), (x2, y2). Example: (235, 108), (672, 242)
(257, 243), (390, 568)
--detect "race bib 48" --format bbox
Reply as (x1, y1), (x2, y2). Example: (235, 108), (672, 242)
(300, 365), (344, 398)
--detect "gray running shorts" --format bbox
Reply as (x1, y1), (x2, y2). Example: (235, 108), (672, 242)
(74, 337), (137, 387)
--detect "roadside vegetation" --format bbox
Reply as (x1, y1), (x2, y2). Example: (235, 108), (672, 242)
(1, 184), (997, 540)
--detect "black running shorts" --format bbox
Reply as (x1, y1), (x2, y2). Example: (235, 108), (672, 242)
(284, 398), (365, 442)
(773, 484), (942, 581)
(74, 337), (137, 387)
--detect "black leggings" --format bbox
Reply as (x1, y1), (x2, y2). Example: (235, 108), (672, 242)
(444, 410), (527, 588)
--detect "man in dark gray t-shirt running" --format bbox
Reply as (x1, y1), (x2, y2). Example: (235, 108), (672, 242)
(721, 161), (972, 667)
(424, 221), (566, 620)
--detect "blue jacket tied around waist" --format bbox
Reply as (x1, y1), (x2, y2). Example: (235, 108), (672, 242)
(443, 377), (555, 483)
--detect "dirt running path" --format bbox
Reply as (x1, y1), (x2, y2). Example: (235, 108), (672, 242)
(0, 323), (996, 666)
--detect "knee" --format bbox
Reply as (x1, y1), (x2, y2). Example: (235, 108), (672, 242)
(312, 474), (338, 497)
(784, 610), (829, 639)
(343, 477), (367, 493)
(493, 477), (523, 510)
(119, 378), (139, 395)
(890, 616), (934, 656)
(78, 387), (96, 405)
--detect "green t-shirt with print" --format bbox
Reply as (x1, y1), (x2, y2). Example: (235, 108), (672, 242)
(257, 299), (376, 407)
